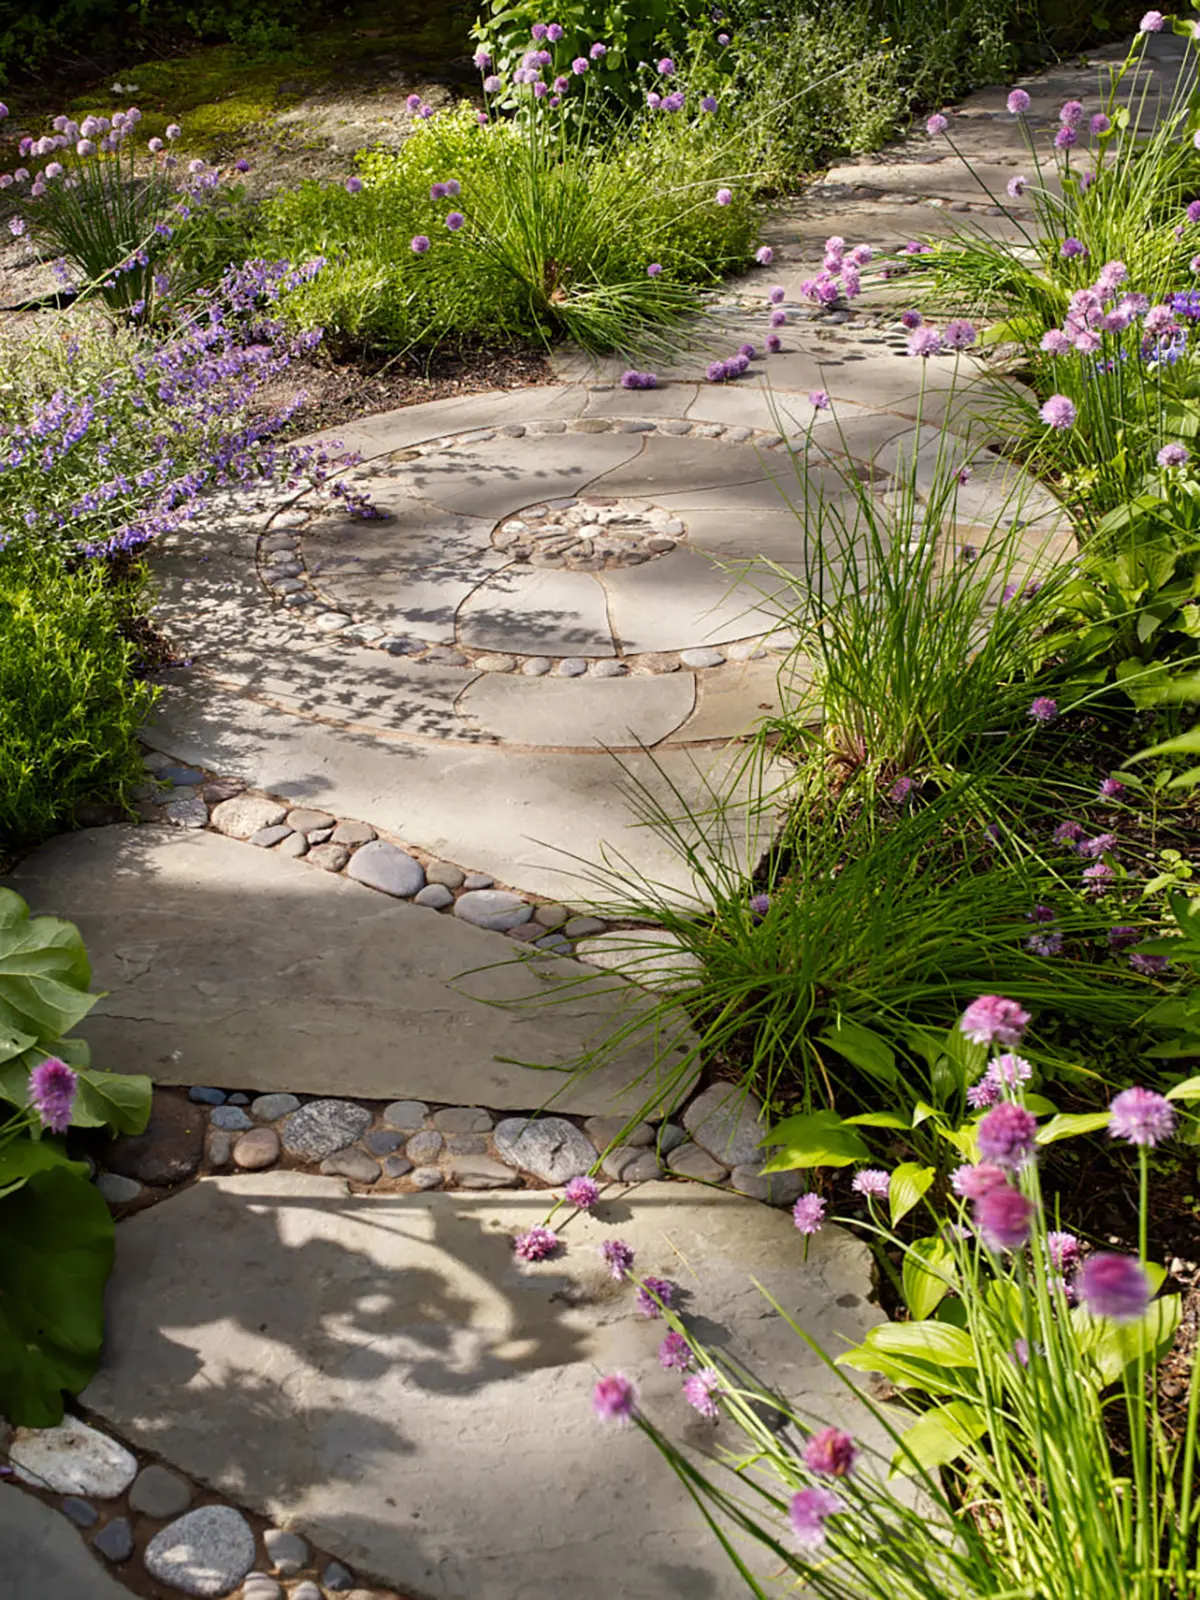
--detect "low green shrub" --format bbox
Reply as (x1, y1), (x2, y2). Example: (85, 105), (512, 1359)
(0, 547), (156, 850)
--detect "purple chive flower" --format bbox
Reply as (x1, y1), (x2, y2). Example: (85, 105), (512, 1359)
(1006, 175), (1029, 200)
(809, 389), (830, 409)
(564, 1175), (599, 1209)
(28, 1057), (77, 1134)
(659, 1330), (691, 1370)
(657, 57), (675, 74)
(1028, 696), (1058, 724)
(1079, 832), (1117, 859)
(804, 1427), (858, 1478)
(590, 41), (607, 58)
(701, 94), (718, 112)
(166, 123), (182, 139)
(1047, 1231), (1080, 1269)
(646, 92), (662, 109)
(977, 1102), (1038, 1167)
(1158, 443), (1189, 468)
(926, 113), (949, 135)
(344, 176), (363, 194)
(1084, 861), (1116, 891)
(768, 285), (786, 304)
(446, 212), (465, 231)
(908, 326), (943, 357)
(1055, 126), (1077, 149)
(755, 245), (774, 264)
(951, 1161), (1009, 1200)
(770, 309), (787, 328)
(430, 182), (447, 200)
(1080, 1253), (1151, 1321)
(513, 1225), (559, 1261)
(483, 74), (502, 93)
(683, 1367), (722, 1419)
(749, 892), (771, 923)
(889, 775), (915, 803)
(1060, 100), (1085, 128)
(1053, 820), (1084, 847)
(851, 1169), (889, 1199)
(943, 318), (977, 349)
(1007, 89), (1031, 114)
(1027, 930), (1063, 957)
(474, 48), (491, 68)
(601, 1238), (635, 1279)
(960, 995), (1031, 1048)
(967, 1077), (1001, 1110)
(8, 216), (25, 237)
(635, 1276), (675, 1318)
(1060, 237), (1088, 259)
(1098, 776), (1126, 800)
(646, 262), (662, 278)
(1109, 1086), (1176, 1147)
(531, 21), (548, 38)
(1041, 329), (1072, 355)
(789, 1486), (844, 1550)
(716, 188), (732, 206)
(572, 57), (589, 74)
(975, 1185), (1036, 1251)
(1030, 905), (1057, 929)
(1109, 925), (1141, 950)
(792, 1193), (826, 1235)
(990, 1053), (1034, 1091)
(546, 22), (563, 40)
(1040, 395), (1076, 429)
(592, 1373), (637, 1423)
(900, 309), (923, 330)
(766, 333), (782, 352)
(1140, 10), (1165, 31)
(1130, 951), (1170, 975)
(739, 343), (757, 359)
(410, 235), (431, 254)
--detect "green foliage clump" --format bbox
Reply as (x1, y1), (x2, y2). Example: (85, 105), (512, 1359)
(0, 547), (156, 851)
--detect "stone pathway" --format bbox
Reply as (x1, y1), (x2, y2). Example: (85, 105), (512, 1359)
(3, 30), (1172, 1600)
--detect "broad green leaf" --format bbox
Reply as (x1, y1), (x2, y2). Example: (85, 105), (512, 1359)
(760, 1111), (871, 1172)
(903, 1236), (955, 1321)
(1023, 1093), (1058, 1116)
(1073, 1295), (1181, 1386)
(70, 1071), (152, 1137)
(816, 1020), (897, 1085)
(0, 1137), (83, 1200)
(891, 1401), (987, 1479)
(1166, 1075), (1200, 1102)
(1036, 1111), (1112, 1145)
(0, 1164), (114, 1426)
(843, 1111), (910, 1129)
(890, 1162), (936, 1225)
(840, 1319), (976, 1372)
(0, 1026), (36, 1069)
(0, 889), (97, 1043)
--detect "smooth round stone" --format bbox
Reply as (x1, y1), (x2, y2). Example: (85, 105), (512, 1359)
(278, 832), (309, 860)
(414, 883), (453, 909)
(188, 1086), (227, 1106)
(493, 1116), (595, 1183)
(228, 1092), (249, 1105)
(601, 1146), (663, 1182)
(251, 1093), (300, 1123)
(265, 1528), (309, 1576)
(306, 842), (349, 871)
(62, 1496), (98, 1528)
(405, 1130), (444, 1163)
(363, 1128), (403, 1156)
(507, 922), (542, 944)
(476, 654), (516, 672)
(425, 861), (465, 889)
(286, 807), (335, 834)
(585, 1115), (654, 1150)
(448, 1155), (519, 1189)
(556, 658), (588, 677)
(589, 660), (627, 677)
(383, 1155), (414, 1179)
(380, 635), (422, 655)
(270, 577), (305, 596)
(463, 873), (494, 890)
(251, 825), (294, 849)
(234, 1128), (281, 1170)
(210, 1105), (253, 1132)
(166, 795), (209, 829)
(680, 647), (725, 669)
(323, 1561), (355, 1591)
(422, 646), (468, 665)
(635, 652), (680, 674)
(9, 1418), (137, 1498)
(291, 1585), (323, 1600)
(345, 839), (425, 898)
(533, 904), (569, 928)
(453, 890), (532, 932)
(383, 1100), (430, 1130)
(243, 1579), (284, 1600)
(314, 611), (353, 632)
(93, 1516), (134, 1562)
(410, 1165), (444, 1190)
(320, 1148), (382, 1183)
(535, 933), (571, 954)
(659, 1122), (687, 1154)
(521, 657), (552, 676)
(210, 795), (287, 839)
(563, 915), (605, 938)
(281, 1099), (372, 1160)
(97, 1172), (142, 1205)
(431, 1107), (492, 1134)
(729, 1164), (805, 1205)
(144, 1506), (257, 1597)
(667, 1143), (729, 1182)
(130, 1463), (194, 1519)
(331, 819), (376, 846)
(207, 1130), (233, 1167)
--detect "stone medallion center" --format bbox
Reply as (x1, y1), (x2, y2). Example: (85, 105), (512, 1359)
(491, 496), (687, 571)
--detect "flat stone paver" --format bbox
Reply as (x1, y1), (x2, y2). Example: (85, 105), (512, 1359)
(458, 670), (695, 748)
(82, 1173), (891, 1600)
(0, 1492), (138, 1600)
(4, 827), (692, 1114)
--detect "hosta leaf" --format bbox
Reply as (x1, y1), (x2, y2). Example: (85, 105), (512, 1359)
(903, 1236), (956, 1321)
(891, 1401), (987, 1479)
(761, 1111), (871, 1171)
(889, 1162), (936, 1225)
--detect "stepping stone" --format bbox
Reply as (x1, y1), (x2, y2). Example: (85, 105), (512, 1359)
(82, 1173), (888, 1600)
(0, 1494), (137, 1599)
(574, 930), (703, 991)
(9, 1418), (137, 1498)
(493, 1116), (596, 1183)
(144, 1506), (257, 1597)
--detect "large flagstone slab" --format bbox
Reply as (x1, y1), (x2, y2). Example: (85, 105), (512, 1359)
(4, 828), (690, 1115)
(83, 1174), (891, 1600)
(0, 1491), (138, 1600)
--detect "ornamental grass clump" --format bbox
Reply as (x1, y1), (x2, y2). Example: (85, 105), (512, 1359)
(603, 997), (1200, 1598)
(1, 107), (243, 319)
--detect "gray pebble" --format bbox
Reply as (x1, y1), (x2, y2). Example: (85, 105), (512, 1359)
(601, 1147), (663, 1182)
(188, 1086), (226, 1106)
(533, 904), (569, 928)
(410, 1165), (444, 1190)
(144, 1506), (256, 1595)
(564, 915), (605, 938)
(320, 1149), (382, 1184)
(448, 1155), (520, 1189)
(251, 825), (293, 849)
(493, 1116), (595, 1183)
(228, 1093), (249, 1105)
(462, 872), (494, 890)
(331, 819), (376, 846)
(432, 1107), (492, 1134)
(589, 659), (627, 677)
(207, 1131), (233, 1167)
(306, 827), (334, 845)
(585, 1116), (654, 1150)
(129, 1464), (193, 1519)
(291, 1585), (323, 1600)
(165, 795), (209, 829)
(264, 1527), (309, 1576)
(406, 1130), (444, 1162)
(62, 1496), (97, 1528)
(93, 1517), (134, 1562)
(445, 1133), (488, 1155)
(383, 1155), (414, 1178)
(306, 842), (347, 871)
(362, 1129), (403, 1155)
(556, 657), (588, 676)
(659, 1122), (687, 1154)
(243, 1580), (284, 1600)
(277, 832), (309, 859)
(281, 1099), (372, 1160)
(667, 1143), (730, 1182)
(210, 1105), (253, 1132)
(383, 1100), (429, 1130)
(453, 890), (531, 932)
(97, 1172), (142, 1205)
(521, 657), (552, 676)
(345, 839), (425, 898)
(251, 1093), (300, 1123)
(285, 808), (334, 834)
(323, 1561), (355, 1591)
(414, 883), (453, 909)
(425, 861), (465, 889)
(680, 647), (725, 669)
(535, 933), (571, 954)
(729, 1164), (805, 1205)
